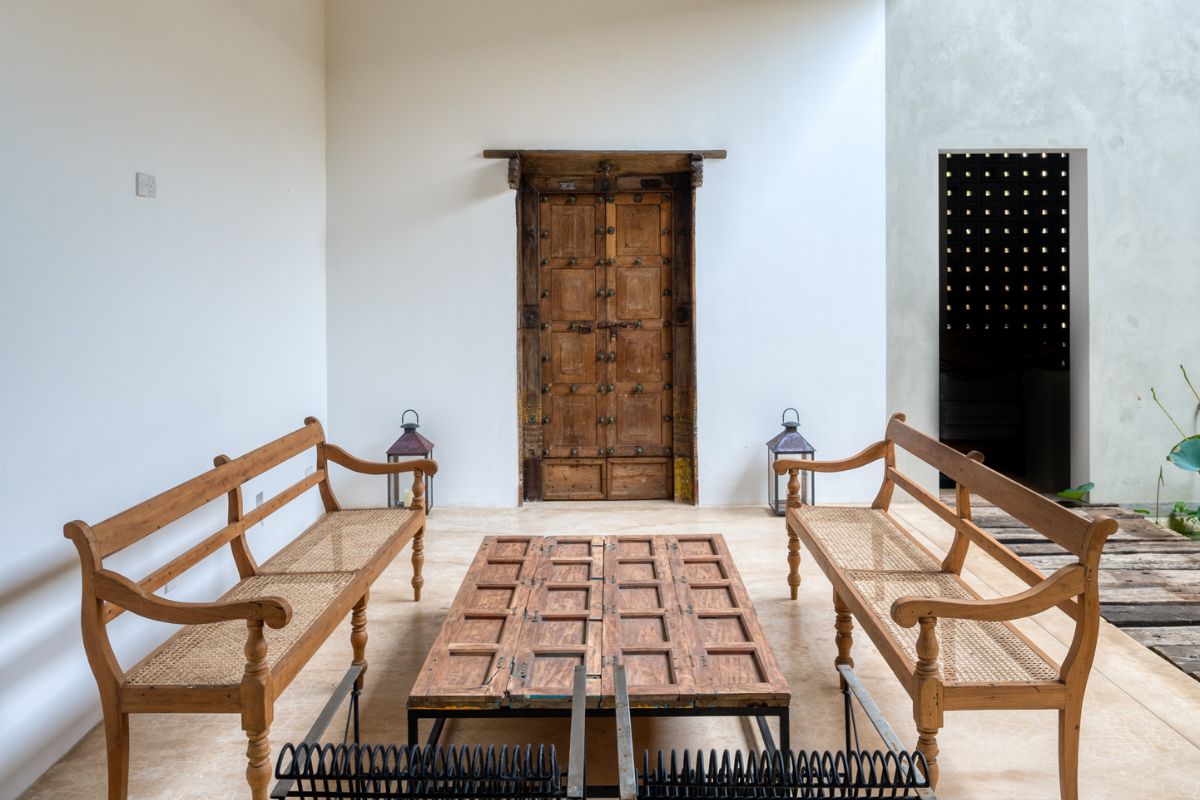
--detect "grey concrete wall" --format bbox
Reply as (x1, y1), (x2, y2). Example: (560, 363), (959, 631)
(886, 0), (1200, 504)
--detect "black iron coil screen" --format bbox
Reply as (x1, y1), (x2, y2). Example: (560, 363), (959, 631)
(639, 747), (931, 799)
(274, 742), (565, 799)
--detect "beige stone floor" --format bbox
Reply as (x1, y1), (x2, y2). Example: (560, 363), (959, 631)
(21, 502), (1200, 799)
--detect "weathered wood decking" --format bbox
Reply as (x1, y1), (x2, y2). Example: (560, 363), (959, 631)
(966, 498), (1200, 681)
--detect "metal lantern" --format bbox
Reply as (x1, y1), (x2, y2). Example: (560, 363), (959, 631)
(387, 409), (435, 512)
(767, 408), (815, 516)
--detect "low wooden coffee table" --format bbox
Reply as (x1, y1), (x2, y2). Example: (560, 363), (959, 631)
(408, 533), (790, 752)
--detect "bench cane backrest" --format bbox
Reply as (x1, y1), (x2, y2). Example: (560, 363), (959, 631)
(883, 416), (1109, 564)
(65, 419), (337, 626)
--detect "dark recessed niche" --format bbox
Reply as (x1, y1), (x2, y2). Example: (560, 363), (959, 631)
(940, 151), (1069, 367)
(939, 152), (1071, 492)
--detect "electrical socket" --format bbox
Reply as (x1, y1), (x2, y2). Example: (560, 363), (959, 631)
(135, 172), (156, 198)
(255, 491), (264, 507)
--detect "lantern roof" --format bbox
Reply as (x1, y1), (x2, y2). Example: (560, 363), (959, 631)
(388, 425), (434, 456)
(766, 409), (814, 455)
(766, 425), (814, 455)
(387, 410), (434, 456)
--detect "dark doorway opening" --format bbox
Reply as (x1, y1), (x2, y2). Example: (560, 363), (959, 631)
(939, 152), (1071, 493)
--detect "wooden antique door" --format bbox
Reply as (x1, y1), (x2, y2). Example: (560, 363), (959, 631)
(538, 191), (674, 500)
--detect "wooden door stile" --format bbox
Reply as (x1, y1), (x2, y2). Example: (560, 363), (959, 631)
(667, 534), (789, 706)
(510, 536), (605, 708)
(600, 535), (697, 707)
(408, 536), (543, 708)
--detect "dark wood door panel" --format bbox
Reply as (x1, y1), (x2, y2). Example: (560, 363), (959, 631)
(548, 330), (599, 383)
(525, 187), (681, 501)
(547, 202), (598, 259)
(666, 534), (789, 704)
(616, 328), (666, 383)
(615, 267), (663, 320)
(543, 459), (605, 500)
(511, 536), (604, 706)
(549, 268), (599, 321)
(613, 203), (663, 257)
(408, 536), (541, 707)
(546, 393), (599, 456)
(607, 459), (673, 500)
(612, 392), (669, 452)
(601, 535), (696, 706)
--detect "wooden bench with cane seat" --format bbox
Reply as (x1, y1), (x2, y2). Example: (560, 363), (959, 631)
(64, 417), (438, 800)
(774, 413), (1116, 800)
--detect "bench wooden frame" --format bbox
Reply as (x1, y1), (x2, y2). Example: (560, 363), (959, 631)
(775, 413), (1116, 800)
(64, 417), (438, 800)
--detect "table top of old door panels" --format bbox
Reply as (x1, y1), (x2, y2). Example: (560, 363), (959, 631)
(408, 533), (790, 710)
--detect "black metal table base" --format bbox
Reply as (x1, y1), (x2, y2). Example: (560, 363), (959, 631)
(407, 705), (790, 759)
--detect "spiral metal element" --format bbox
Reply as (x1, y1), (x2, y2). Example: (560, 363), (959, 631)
(274, 742), (564, 799)
(639, 747), (931, 798)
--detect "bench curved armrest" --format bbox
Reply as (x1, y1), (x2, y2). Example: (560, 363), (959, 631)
(324, 443), (439, 477)
(773, 441), (887, 475)
(94, 569), (292, 629)
(890, 564), (1085, 628)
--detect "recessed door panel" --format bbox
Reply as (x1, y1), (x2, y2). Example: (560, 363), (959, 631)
(542, 460), (605, 500)
(609, 460), (676, 496)
(614, 204), (661, 257)
(549, 204), (597, 259)
(550, 269), (597, 321)
(549, 394), (598, 451)
(614, 392), (667, 449)
(616, 329), (664, 382)
(550, 331), (597, 383)
(615, 267), (662, 320)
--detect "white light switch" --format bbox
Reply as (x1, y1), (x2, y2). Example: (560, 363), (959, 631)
(135, 172), (156, 198)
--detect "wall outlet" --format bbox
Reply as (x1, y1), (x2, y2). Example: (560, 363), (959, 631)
(135, 172), (156, 198)
(255, 491), (264, 507)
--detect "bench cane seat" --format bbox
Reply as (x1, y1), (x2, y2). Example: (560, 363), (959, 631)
(261, 508), (418, 574)
(126, 572), (355, 687)
(846, 570), (1061, 685)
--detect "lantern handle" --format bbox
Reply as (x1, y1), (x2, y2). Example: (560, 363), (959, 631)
(402, 409), (420, 426)
(781, 407), (800, 425)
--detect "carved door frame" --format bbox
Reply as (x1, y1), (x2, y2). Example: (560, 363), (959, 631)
(490, 150), (722, 504)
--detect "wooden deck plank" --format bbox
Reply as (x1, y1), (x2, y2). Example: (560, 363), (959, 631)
(960, 495), (1200, 682)
(1099, 603), (1200, 627)
(1121, 626), (1200, 647)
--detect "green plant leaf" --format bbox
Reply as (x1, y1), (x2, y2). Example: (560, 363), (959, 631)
(1167, 435), (1200, 472)
(1056, 481), (1095, 501)
(1132, 508), (1150, 515)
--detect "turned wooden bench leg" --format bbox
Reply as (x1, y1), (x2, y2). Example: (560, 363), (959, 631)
(351, 590), (369, 689)
(785, 468), (801, 599)
(833, 590), (854, 675)
(411, 470), (426, 602)
(411, 525), (425, 602)
(101, 696), (129, 800)
(1058, 694), (1084, 800)
(914, 616), (942, 789)
(241, 620), (273, 800)
(786, 525), (801, 600)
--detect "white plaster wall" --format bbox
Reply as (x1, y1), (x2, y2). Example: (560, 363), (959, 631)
(886, 0), (1200, 504)
(0, 2), (327, 796)
(326, 0), (887, 507)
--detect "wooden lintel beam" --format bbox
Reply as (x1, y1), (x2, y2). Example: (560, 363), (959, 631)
(483, 149), (726, 183)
